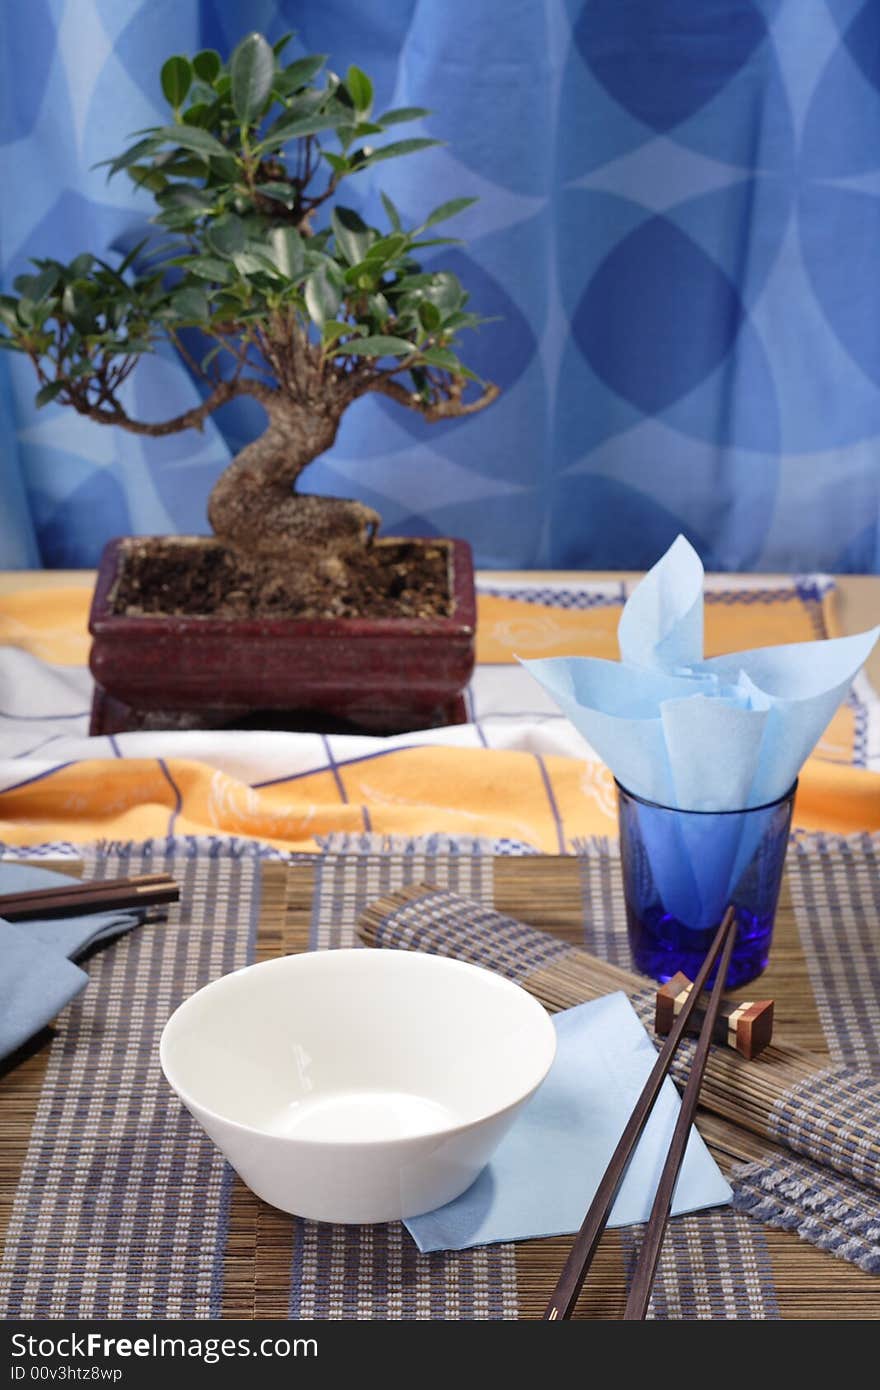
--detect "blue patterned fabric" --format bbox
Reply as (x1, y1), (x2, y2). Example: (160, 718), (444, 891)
(1, 1), (879, 572)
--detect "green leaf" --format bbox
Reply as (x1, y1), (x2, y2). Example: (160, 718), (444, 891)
(155, 154), (204, 178)
(201, 342), (225, 372)
(419, 271), (465, 316)
(35, 380), (64, 408)
(156, 182), (214, 210)
(256, 103), (349, 151)
(28, 268), (60, 302)
(354, 137), (440, 168)
(304, 266), (342, 325)
(255, 181), (297, 207)
(380, 191), (402, 232)
(183, 256), (233, 283)
(420, 346), (479, 380)
(345, 65), (373, 114)
(192, 49), (222, 84)
(273, 31), (295, 57)
(366, 292), (391, 323)
(185, 79), (217, 105)
(361, 232), (408, 263)
(58, 285), (76, 315)
(342, 120), (384, 139)
(116, 239), (150, 277)
(212, 293), (250, 317)
(68, 253), (94, 278)
(14, 298), (35, 326)
(421, 196), (476, 230)
(153, 124), (229, 160)
(277, 54), (327, 92)
(321, 321), (365, 347)
(323, 151), (350, 175)
(182, 103), (214, 128)
(335, 335), (417, 357)
(409, 236), (463, 251)
(230, 32), (275, 124)
(172, 287), (210, 320)
(376, 106), (430, 126)
(268, 226), (304, 278)
(332, 207), (372, 266)
(232, 249), (282, 278)
(101, 136), (161, 178)
(61, 283), (97, 332)
(206, 217), (246, 257)
(124, 163), (165, 192)
(418, 301), (441, 332)
(161, 55), (192, 109)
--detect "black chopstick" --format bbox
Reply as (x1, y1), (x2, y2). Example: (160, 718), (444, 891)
(543, 905), (737, 1321)
(623, 917), (738, 1319)
(0, 873), (179, 921)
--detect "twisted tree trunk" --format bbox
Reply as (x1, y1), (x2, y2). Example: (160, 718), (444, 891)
(206, 399), (380, 568)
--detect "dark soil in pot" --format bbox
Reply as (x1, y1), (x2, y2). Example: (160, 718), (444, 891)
(111, 537), (453, 620)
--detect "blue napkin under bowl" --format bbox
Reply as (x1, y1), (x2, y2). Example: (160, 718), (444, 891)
(405, 990), (731, 1253)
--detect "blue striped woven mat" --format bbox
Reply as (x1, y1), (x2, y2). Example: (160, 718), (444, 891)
(0, 832), (877, 1318)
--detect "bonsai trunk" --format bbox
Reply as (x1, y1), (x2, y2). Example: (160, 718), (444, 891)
(206, 399), (380, 574)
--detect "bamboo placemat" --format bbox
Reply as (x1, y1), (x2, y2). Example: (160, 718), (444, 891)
(226, 852), (879, 1318)
(1, 842), (878, 1319)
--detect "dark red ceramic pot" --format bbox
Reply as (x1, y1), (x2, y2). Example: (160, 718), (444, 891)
(88, 535), (476, 736)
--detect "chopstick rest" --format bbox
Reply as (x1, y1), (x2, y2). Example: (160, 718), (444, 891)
(655, 972), (774, 1059)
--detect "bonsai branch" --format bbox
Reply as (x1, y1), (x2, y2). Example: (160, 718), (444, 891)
(67, 376), (276, 437)
(366, 374), (500, 420)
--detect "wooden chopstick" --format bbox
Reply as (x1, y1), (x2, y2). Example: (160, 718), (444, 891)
(543, 905), (737, 1321)
(0, 873), (179, 921)
(623, 916), (739, 1319)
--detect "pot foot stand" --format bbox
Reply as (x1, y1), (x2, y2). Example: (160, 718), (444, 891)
(89, 682), (468, 737)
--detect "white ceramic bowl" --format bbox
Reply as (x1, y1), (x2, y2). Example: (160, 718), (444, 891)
(160, 948), (556, 1224)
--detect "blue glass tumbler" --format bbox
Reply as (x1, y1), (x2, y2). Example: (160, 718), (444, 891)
(616, 780), (796, 988)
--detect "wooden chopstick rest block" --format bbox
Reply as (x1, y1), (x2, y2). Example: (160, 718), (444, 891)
(655, 972), (774, 1059)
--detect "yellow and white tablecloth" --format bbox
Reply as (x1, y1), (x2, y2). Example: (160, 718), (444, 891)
(1, 575), (879, 851)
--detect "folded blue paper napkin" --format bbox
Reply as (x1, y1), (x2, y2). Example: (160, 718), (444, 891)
(404, 991), (731, 1253)
(0, 862), (143, 1060)
(523, 535), (880, 813)
(522, 536), (880, 927)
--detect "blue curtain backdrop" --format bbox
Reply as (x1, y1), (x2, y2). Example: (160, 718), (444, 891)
(1, 0), (879, 572)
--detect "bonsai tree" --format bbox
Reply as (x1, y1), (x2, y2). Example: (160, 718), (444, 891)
(0, 31), (497, 590)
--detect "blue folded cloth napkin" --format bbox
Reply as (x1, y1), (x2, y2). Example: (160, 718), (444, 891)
(405, 990), (731, 1253)
(0, 862), (143, 1059)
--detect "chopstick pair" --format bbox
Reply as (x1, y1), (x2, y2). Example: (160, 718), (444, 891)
(544, 905), (738, 1322)
(0, 872), (180, 921)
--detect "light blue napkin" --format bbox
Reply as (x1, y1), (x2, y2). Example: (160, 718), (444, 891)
(405, 991), (731, 1253)
(522, 536), (880, 927)
(523, 535), (879, 813)
(0, 862), (143, 1060)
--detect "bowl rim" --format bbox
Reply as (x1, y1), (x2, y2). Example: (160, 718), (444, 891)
(159, 947), (557, 1147)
